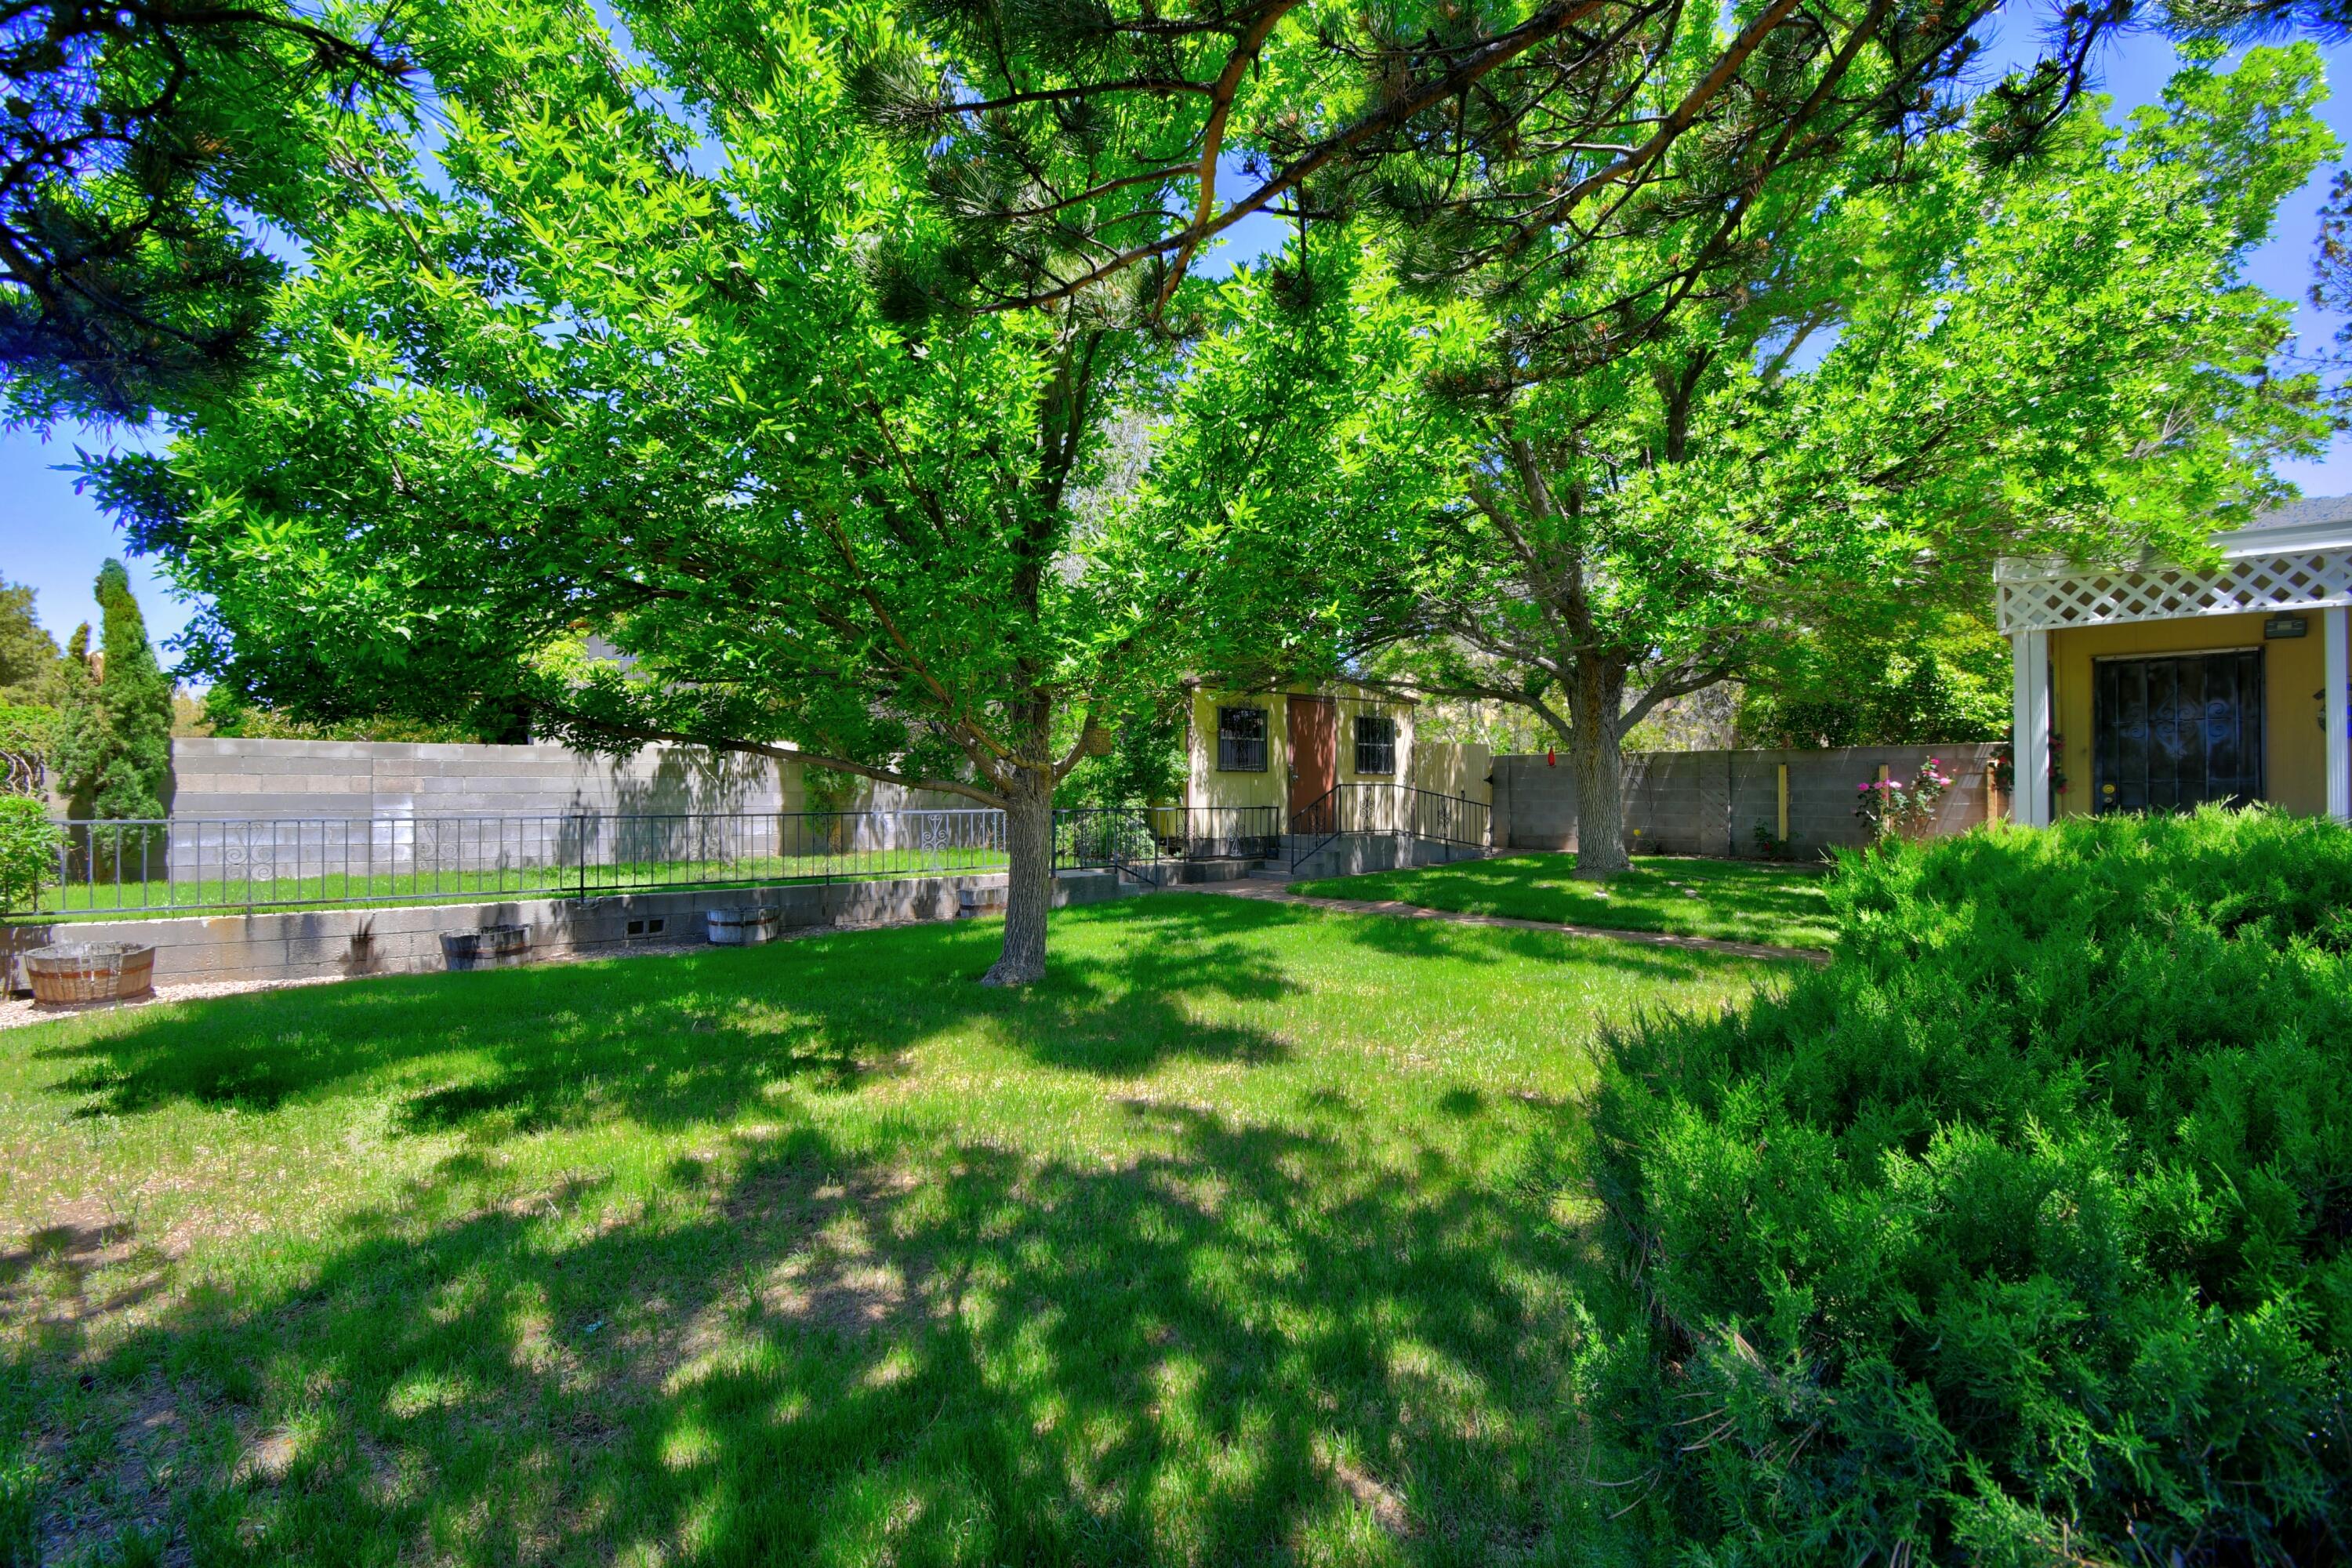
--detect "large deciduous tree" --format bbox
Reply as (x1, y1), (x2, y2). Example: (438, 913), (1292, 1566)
(0, 577), (65, 706)
(105, 0), (1374, 984)
(1308, 45), (2332, 873)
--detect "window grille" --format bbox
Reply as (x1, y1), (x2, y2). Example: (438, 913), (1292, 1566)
(1217, 706), (1267, 771)
(1354, 714), (1396, 775)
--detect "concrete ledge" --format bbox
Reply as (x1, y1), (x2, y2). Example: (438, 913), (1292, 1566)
(3, 869), (1134, 991)
(1285, 836), (1491, 880)
(1159, 859), (1263, 885)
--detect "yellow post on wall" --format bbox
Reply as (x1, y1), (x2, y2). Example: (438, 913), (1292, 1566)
(1776, 764), (1788, 844)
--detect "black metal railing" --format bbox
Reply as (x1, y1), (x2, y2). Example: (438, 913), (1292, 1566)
(1287, 783), (1492, 869)
(1055, 809), (1167, 887)
(24, 811), (1019, 920)
(15, 804), (1296, 921)
(1141, 805), (1283, 862)
(1054, 806), (1283, 887)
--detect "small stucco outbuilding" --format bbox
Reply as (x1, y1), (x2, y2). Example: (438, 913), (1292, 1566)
(1998, 495), (2352, 825)
(1181, 683), (1490, 826)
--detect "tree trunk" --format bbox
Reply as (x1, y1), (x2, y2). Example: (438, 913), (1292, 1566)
(1564, 659), (1629, 877)
(1569, 720), (1629, 877)
(982, 773), (1054, 987)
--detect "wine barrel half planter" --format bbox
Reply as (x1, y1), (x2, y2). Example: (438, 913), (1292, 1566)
(439, 924), (532, 971)
(24, 942), (157, 1006)
(706, 907), (782, 946)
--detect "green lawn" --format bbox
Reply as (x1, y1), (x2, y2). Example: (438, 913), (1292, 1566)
(1290, 853), (1838, 949)
(0, 893), (1776, 1566)
(20, 847), (1012, 924)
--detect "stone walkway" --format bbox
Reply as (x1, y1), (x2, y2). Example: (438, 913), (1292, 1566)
(1174, 879), (1831, 964)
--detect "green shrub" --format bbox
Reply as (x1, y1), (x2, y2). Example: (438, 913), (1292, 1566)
(0, 796), (60, 914)
(1592, 808), (2350, 1565)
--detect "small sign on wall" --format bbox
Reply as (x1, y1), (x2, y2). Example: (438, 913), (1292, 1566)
(2265, 614), (2309, 640)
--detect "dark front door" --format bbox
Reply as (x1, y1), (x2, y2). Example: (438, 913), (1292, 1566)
(2092, 650), (2265, 814)
(1287, 695), (1336, 817)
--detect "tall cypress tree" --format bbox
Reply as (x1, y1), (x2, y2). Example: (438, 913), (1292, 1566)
(53, 562), (174, 826)
(53, 623), (99, 821)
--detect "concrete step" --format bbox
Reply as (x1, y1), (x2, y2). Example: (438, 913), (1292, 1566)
(1158, 858), (1265, 885)
(1282, 835), (1494, 880)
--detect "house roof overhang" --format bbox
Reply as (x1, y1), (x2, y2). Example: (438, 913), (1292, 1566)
(1994, 515), (2352, 635)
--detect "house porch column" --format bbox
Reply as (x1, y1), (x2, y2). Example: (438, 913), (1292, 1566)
(2011, 630), (2051, 827)
(2327, 606), (2350, 821)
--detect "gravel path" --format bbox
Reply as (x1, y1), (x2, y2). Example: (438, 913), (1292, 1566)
(0, 971), (353, 1032)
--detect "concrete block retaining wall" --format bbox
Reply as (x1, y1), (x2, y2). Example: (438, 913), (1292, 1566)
(1492, 743), (2009, 858)
(169, 737), (805, 821)
(4, 869), (1135, 990)
(151, 739), (977, 879)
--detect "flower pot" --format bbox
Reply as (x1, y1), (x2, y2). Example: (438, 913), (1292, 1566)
(706, 906), (782, 946)
(440, 924), (531, 971)
(24, 942), (156, 1005)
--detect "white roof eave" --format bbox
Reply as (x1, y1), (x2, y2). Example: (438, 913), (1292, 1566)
(1996, 522), (2352, 584)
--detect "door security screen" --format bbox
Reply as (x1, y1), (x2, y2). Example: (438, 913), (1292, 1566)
(2091, 651), (2264, 814)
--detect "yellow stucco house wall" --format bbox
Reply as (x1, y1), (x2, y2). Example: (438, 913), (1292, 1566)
(1181, 684), (1491, 822)
(2000, 497), (2352, 826)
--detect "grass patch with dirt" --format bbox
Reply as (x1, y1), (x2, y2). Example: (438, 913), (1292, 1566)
(0, 890), (1773, 1566)
(1290, 854), (1837, 950)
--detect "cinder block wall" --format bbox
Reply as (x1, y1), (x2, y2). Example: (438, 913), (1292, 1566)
(167, 737), (976, 822)
(151, 739), (982, 877)
(1493, 744), (2007, 857)
(169, 737), (803, 820)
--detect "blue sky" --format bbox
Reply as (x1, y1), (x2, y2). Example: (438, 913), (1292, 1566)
(4, 13), (2350, 664)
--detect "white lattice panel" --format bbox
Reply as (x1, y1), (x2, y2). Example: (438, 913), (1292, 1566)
(1994, 551), (2352, 633)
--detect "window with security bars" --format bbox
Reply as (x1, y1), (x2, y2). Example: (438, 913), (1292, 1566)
(1354, 714), (1396, 775)
(1216, 706), (1267, 771)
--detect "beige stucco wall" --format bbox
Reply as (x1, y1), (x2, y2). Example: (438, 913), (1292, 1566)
(1185, 686), (1421, 812)
(2047, 612), (2326, 819)
(1410, 741), (1493, 803)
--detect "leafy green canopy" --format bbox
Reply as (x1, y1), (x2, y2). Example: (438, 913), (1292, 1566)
(1256, 48), (2330, 784)
(1450, 46), (2320, 675)
(1592, 808), (2352, 1563)
(94, 0), (1456, 982)
(1738, 609), (2013, 749)
(0, 578), (65, 706)
(111, 0), (1073, 785)
(853, 0), (2347, 324)
(103, 0), (1425, 789)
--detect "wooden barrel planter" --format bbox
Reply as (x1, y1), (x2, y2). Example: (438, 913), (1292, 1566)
(439, 924), (531, 971)
(23, 942), (157, 1005)
(706, 906), (782, 946)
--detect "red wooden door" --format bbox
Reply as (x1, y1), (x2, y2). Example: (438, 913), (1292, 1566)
(1287, 695), (1335, 816)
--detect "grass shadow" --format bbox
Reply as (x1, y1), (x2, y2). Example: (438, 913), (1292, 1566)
(14, 1102), (1625, 1564)
(1292, 853), (1837, 949)
(32, 898), (1316, 1131)
(1313, 902), (1763, 982)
